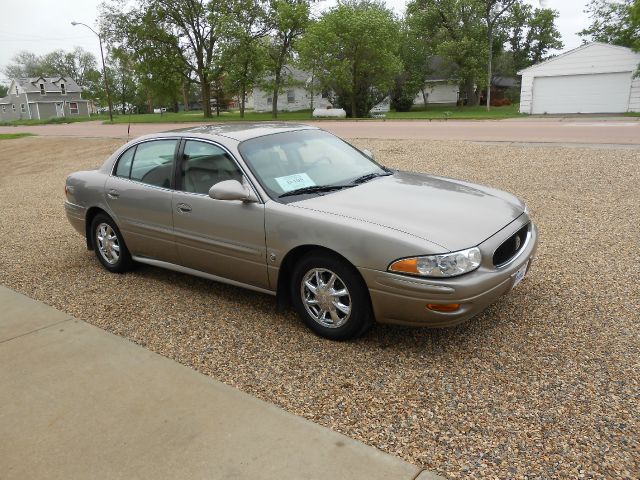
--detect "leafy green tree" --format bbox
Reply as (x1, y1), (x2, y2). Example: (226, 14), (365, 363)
(500, 2), (563, 74)
(482, 0), (518, 110)
(0, 84), (8, 97)
(102, 0), (232, 118)
(3, 48), (99, 87)
(3, 51), (42, 78)
(579, 0), (639, 48)
(407, 0), (488, 106)
(299, 0), (402, 117)
(392, 15), (435, 111)
(223, 0), (270, 117)
(265, 0), (311, 118)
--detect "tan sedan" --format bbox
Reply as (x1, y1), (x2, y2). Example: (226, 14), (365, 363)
(65, 123), (537, 340)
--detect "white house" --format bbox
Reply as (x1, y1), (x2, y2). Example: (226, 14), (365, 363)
(248, 66), (332, 113)
(518, 42), (640, 115)
(413, 56), (460, 106)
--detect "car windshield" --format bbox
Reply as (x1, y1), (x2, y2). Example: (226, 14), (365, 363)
(238, 130), (387, 199)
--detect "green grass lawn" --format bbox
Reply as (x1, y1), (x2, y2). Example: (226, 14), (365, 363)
(386, 104), (525, 119)
(12, 103), (640, 125)
(107, 109), (320, 123)
(107, 104), (524, 123)
(0, 133), (35, 140)
(0, 115), (110, 126)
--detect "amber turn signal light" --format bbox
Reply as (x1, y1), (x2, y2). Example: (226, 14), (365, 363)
(426, 303), (461, 313)
(389, 258), (418, 274)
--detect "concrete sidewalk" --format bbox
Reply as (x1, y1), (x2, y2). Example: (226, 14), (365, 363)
(0, 286), (442, 480)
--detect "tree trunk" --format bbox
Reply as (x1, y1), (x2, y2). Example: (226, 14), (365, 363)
(272, 68), (281, 119)
(464, 80), (476, 106)
(182, 81), (189, 112)
(486, 24), (493, 112)
(240, 84), (246, 118)
(351, 64), (358, 118)
(421, 88), (428, 111)
(201, 75), (211, 118)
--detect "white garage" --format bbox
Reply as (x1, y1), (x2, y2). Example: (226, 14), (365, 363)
(519, 43), (640, 115)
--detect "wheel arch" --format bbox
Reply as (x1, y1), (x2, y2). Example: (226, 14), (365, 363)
(85, 206), (109, 250)
(275, 244), (370, 310)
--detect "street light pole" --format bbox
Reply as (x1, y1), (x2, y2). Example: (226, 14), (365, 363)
(71, 21), (113, 122)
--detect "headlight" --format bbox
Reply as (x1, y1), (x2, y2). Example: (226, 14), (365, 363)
(388, 247), (482, 278)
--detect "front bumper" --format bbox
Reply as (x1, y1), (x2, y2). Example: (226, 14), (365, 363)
(361, 218), (538, 327)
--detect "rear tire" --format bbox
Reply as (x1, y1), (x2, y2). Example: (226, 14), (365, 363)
(291, 252), (373, 340)
(90, 213), (133, 273)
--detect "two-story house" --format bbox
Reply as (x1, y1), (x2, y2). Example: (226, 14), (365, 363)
(0, 76), (90, 122)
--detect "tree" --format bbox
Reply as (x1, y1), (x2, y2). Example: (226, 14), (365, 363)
(223, 0), (270, 117)
(3, 51), (41, 78)
(579, 0), (639, 48)
(40, 47), (98, 87)
(2, 48), (99, 87)
(102, 0), (232, 118)
(265, 0), (310, 118)
(501, 2), (563, 74)
(0, 84), (8, 98)
(392, 13), (436, 111)
(299, 1), (402, 117)
(407, 0), (488, 106)
(482, 0), (518, 110)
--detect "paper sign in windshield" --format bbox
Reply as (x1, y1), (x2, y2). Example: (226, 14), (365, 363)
(275, 173), (316, 192)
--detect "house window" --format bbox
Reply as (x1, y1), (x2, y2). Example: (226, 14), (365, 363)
(266, 96), (272, 105)
(2, 106), (5, 113)
(12, 104), (16, 112)
(287, 90), (295, 103)
(60, 83), (66, 95)
(321, 90), (329, 99)
(15, 86), (19, 95)
(21, 104), (25, 113)
(40, 83), (45, 95)
(69, 102), (79, 114)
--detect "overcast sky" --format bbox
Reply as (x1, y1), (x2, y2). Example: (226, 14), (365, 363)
(0, 0), (591, 83)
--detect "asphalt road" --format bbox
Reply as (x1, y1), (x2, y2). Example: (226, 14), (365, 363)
(1, 117), (639, 146)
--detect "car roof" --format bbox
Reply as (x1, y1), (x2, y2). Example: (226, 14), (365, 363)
(164, 122), (318, 142)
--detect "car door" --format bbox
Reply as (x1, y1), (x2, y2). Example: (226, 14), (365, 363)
(172, 139), (269, 289)
(104, 139), (179, 263)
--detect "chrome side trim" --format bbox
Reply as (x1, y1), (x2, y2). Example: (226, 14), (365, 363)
(131, 256), (276, 296)
(494, 228), (532, 270)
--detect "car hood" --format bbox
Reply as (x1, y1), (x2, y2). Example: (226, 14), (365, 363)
(292, 170), (525, 252)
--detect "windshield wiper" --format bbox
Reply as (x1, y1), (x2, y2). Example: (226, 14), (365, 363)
(279, 184), (353, 198)
(351, 170), (393, 185)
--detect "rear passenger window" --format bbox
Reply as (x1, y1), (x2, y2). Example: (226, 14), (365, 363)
(115, 147), (135, 178)
(130, 140), (178, 188)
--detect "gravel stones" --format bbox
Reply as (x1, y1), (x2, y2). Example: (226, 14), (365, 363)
(0, 136), (638, 479)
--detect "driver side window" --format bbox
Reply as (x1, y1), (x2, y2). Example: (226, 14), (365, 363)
(180, 141), (242, 195)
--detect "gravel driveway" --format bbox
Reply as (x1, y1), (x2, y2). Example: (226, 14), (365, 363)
(1, 136), (638, 479)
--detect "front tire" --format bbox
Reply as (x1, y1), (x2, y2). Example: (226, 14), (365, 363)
(291, 252), (373, 340)
(90, 213), (133, 273)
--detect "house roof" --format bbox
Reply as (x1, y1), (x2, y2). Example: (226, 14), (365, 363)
(12, 76), (82, 93)
(517, 42), (639, 75)
(425, 56), (459, 81)
(492, 76), (520, 88)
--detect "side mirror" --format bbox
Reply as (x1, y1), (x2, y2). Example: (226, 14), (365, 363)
(362, 149), (374, 160)
(209, 180), (258, 203)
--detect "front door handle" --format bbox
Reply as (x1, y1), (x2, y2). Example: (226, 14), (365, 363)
(176, 203), (192, 213)
(107, 189), (120, 199)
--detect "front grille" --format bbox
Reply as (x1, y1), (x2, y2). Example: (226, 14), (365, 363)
(493, 223), (529, 267)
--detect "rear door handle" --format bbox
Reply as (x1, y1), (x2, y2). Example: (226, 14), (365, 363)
(176, 203), (192, 213)
(107, 189), (120, 199)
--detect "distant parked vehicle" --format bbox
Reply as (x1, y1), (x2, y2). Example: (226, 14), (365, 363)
(64, 123), (537, 340)
(153, 108), (167, 114)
